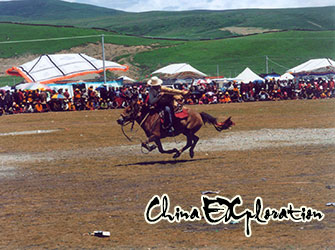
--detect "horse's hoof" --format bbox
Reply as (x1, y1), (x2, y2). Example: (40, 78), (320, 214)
(142, 143), (156, 152)
(173, 152), (181, 159)
(189, 150), (194, 158)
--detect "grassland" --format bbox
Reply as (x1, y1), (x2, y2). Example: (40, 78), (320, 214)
(82, 7), (335, 40)
(134, 30), (335, 76)
(0, 23), (180, 59)
(1, 0), (334, 39)
(0, 23), (334, 85)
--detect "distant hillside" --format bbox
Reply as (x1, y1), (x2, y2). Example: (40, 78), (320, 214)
(0, 0), (334, 39)
(0, 0), (122, 21)
(0, 23), (334, 86)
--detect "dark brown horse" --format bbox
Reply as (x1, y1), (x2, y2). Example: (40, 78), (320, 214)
(117, 99), (234, 158)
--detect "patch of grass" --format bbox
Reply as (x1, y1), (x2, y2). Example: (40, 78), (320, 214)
(1, 0), (334, 39)
(134, 30), (335, 76)
(0, 75), (23, 87)
(0, 23), (180, 58)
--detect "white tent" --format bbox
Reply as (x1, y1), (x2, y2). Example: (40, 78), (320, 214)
(279, 72), (294, 81)
(287, 58), (335, 75)
(152, 63), (207, 77)
(6, 54), (129, 84)
(16, 82), (52, 90)
(0, 86), (12, 92)
(235, 67), (264, 83)
(118, 76), (135, 82)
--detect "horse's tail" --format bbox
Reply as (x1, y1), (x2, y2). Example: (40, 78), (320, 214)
(200, 112), (234, 132)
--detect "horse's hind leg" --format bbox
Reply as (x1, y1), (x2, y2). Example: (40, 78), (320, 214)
(189, 134), (199, 158)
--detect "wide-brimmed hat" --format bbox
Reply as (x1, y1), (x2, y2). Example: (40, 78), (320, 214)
(147, 76), (163, 86)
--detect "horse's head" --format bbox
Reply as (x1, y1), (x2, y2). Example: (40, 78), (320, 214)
(117, 98), (141, 126)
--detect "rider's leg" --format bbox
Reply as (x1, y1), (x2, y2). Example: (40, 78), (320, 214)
(164, 106), (173, 131)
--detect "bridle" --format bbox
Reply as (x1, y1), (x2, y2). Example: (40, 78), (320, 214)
(120, 103), (138, 142)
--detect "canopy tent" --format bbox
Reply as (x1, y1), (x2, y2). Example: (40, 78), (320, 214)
(117, 76), (136, 83)
(47, 80), (122, 98)
(6, 54), (129, 84)
(287, 58), (335, 76)
(234, 67), (264, 83)
(151, 63), (207, 78)
(16, 82), (52, 91)
(0, 86), (12, 92)
(261, 72), (281, 81)
(279, 72), (294, 81)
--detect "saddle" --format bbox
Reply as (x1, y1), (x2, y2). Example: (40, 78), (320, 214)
(174, 107), (189, 119)
(158, 107), (189, 124)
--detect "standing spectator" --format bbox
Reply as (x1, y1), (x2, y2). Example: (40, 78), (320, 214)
(4, 90), (13, 113)
(64, 88), (70, 99)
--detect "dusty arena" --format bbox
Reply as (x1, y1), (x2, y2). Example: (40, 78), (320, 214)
(0, 99), (334, 249)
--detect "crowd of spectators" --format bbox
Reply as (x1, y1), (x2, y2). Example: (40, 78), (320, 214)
(185, 77), (335, 104)
(0, 77), (334, 115)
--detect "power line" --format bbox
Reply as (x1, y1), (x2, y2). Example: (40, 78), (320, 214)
(267, 57), (290, 70)
(0, 34), (103, 44)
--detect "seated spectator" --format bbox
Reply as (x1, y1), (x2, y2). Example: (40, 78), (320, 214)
(34, 101), (43, 112)
(259, 88), (270, 101)
(230, 84), (242, 102)
(223, 92), (232, 103)
(271, 84), (282, 101)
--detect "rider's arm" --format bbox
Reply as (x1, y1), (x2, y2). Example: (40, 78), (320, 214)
(148, 89), (161, 105)
(161, 86), (189, 96)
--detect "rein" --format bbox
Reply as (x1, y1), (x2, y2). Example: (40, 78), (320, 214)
(121, 120), (134, 142)
(120, 104), (149, 142)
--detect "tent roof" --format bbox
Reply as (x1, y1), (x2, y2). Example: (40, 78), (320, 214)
(152, 63), (207, 77)
(279, 72), (294, 81)
(118, 76), (135, 82)
(6, 54), (129, 84)
(235, 67), (264, 83)
(287, 58), (335, 75)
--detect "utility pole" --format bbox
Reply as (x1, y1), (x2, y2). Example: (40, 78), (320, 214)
(102, 34), (106, 84)
(266, 55), (269, 74)
(217, 64), (219, 77)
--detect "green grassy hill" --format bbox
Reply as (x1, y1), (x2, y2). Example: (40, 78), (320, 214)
(0, 23), (334, 86)
(0, 0), (122, 21)
(89, 7), (335, 39)
(133, 30), (335, 77)
(0, 0), (334, 39)
(0, 23), (179, 59)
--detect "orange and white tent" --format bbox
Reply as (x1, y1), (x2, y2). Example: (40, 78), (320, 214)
(6, 54), (129, 84)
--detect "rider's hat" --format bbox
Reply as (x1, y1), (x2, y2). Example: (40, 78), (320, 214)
(147, 76), (163, 86)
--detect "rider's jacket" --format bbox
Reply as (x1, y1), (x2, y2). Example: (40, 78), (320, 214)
(148, 86), (188, 109)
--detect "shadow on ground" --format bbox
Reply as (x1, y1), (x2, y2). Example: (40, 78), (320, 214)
(115, 157), (222, 167)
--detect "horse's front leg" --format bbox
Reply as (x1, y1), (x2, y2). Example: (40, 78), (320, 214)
(173, 133), (193, 158)
(189, 134), (199, 158)
(154, 138), (178, 155)
(141, 135), (157, 152)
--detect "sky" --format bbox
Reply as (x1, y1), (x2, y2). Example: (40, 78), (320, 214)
(1, 0), (334, 12)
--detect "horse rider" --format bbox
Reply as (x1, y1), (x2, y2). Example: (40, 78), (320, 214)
(147, 76), (189, 133)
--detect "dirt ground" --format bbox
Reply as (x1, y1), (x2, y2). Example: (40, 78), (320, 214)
(219, 27), (280, 35)
(0, 99), (334, 249)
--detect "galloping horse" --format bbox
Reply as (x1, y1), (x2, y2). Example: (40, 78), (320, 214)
(117, 97), (234, 158)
